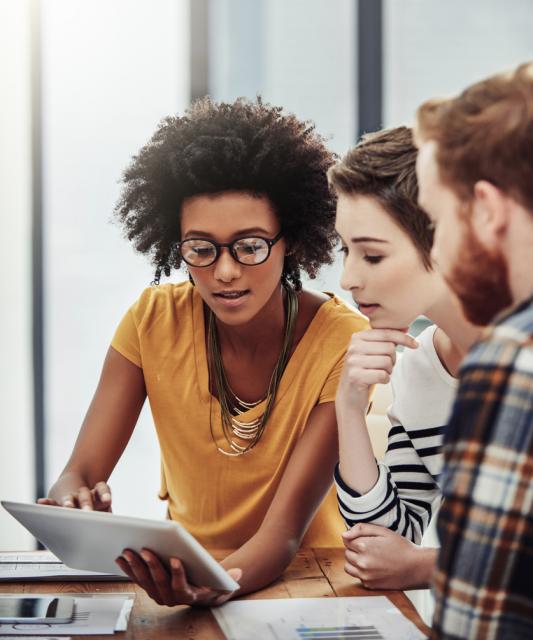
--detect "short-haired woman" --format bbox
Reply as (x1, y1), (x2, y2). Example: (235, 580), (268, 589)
(329, 126), (480, 592)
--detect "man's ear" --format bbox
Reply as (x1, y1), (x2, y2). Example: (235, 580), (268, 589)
(471, 180), (510, 249)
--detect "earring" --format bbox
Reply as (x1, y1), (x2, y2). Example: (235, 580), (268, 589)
(188, 271), (195, 286)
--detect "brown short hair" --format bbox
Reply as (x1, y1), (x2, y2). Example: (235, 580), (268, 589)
(328, 126), (434, 269)
(415, 62), (533, 211)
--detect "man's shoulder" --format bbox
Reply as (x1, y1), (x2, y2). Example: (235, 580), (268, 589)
(464, 297), (533, 371)
(493, 294), (533, 341)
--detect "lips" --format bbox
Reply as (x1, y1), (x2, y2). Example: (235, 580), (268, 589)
(213, 290), (250, 308)
(356, 302), (380, 316)
(214, 290), (249, 299)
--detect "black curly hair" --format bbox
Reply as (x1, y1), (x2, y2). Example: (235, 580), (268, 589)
(114, 97), (338, 290)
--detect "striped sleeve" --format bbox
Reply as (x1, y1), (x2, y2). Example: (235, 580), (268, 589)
(334, 422), (442, 543)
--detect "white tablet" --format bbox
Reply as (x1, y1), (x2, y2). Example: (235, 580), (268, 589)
(1, 500), (239, 591)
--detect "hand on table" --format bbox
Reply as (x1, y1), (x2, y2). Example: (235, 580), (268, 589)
(37, 481), (113, 511)
(342, 523), (436, 590)
(116, 548), (242, 607)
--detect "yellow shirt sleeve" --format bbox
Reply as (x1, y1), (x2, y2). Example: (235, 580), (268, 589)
(318, 354), (344, 404)
(111, 307), (142, 368)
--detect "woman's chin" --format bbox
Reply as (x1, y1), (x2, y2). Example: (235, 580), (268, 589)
(370, 320), (411, 333)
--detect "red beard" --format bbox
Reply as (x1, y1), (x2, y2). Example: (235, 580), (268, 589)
(446, 219), (513, 326)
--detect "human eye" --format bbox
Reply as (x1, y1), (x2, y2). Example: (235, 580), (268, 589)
(234, 238), (268, 264)
(181, 239), (216, 265)
(364, 254), (383, 264)
(239, 239), (263, 254)
(192, 244), (215, 257)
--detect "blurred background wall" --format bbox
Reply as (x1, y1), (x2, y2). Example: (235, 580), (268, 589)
(1, 0), (532, 549)
(0, 0), (35, 550)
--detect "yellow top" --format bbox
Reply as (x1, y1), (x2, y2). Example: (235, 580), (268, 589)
(111, 282), (367, 548)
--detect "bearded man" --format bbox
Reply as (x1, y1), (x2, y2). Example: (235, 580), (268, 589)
(415, 62), (533, 640)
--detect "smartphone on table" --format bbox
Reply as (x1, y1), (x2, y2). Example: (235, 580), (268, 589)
(0, 596), (74, 624)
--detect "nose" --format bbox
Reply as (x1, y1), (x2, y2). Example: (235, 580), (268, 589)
(340, 257), (363, 293)
(213, 247), (242, 282)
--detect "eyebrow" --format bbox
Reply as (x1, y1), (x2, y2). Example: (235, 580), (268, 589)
(183, 227), (272, 239)
(349, 236), (389, 244)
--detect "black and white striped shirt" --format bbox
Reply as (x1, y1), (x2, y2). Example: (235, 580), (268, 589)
(335, 325), (457, 543)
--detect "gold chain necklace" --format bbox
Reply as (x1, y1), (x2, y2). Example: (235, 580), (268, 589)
(208, 285), (299, 456)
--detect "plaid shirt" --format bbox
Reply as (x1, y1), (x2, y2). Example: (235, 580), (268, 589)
(432, 295), (533, 639)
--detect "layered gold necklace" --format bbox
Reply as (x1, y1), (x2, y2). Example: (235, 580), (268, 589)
(208, 285), (299, 456)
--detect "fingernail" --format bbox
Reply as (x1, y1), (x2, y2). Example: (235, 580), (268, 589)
(102, 493), (111, 501)
(82, 505), (92, 511)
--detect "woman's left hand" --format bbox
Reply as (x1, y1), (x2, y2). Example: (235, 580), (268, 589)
(116, 548), (242, 607)
(342, 523), (437, 590)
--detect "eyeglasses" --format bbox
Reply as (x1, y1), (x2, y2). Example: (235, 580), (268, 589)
(178, 232), (283, 267)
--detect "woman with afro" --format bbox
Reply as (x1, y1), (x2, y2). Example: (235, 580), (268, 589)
(40, 98), (367, 605)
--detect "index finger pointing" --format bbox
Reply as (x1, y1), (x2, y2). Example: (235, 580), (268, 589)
(76, 486), (94, 510)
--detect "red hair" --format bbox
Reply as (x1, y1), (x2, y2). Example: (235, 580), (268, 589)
(415, 62), (533, 211)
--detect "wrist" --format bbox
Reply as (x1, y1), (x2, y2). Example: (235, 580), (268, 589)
(409, 546), (438, 588)
(336, 382), (369, 413)
(336, 400), (367, 425)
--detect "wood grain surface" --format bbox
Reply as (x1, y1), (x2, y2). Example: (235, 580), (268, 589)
(0, 548), (430, 639)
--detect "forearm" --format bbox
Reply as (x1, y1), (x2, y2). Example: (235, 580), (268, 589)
(336, 465), (438, 543)
(220, 525), (300, 596)
(336, 401), (379, 495)
(218, 402), (339, 597)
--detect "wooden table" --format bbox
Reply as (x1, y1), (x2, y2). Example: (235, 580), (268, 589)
(0, 548), (430, 639)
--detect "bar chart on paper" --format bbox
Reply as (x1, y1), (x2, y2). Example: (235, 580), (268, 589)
(296, 624), (383, 639)
(213, 596), (426, 640)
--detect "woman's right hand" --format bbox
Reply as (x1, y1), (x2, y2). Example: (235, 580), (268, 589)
(336, 329), (418, 417)
(116, 549), (242, 607)
(37, 481), (113, 512)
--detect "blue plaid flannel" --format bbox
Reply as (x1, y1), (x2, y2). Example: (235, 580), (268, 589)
(432, 295), (533, 639)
